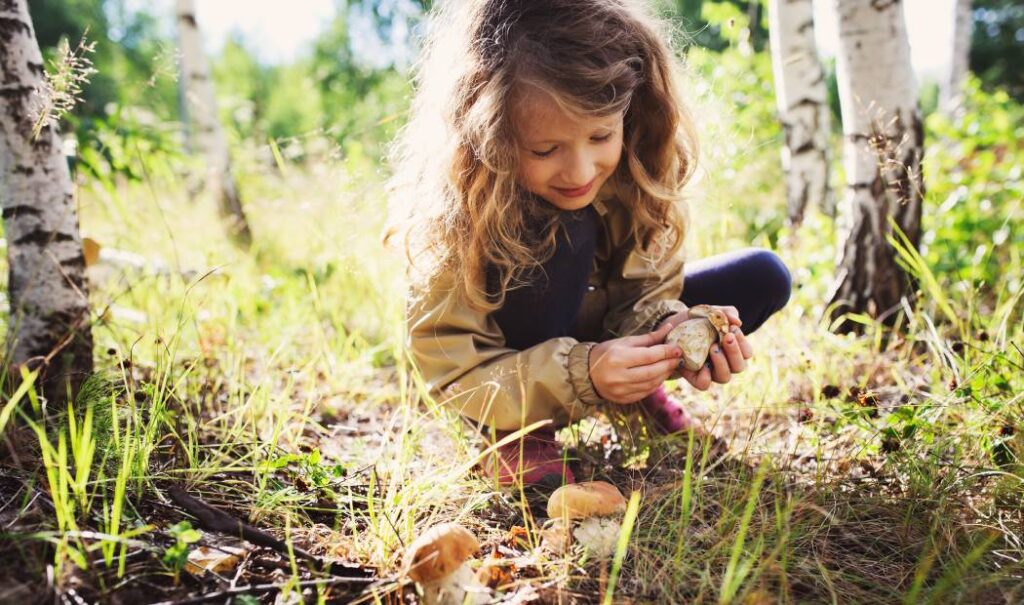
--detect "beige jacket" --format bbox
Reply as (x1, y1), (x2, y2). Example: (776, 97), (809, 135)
(406, 190), (688, 431)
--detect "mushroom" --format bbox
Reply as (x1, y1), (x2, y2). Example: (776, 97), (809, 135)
(667, 304), (731, 372)
(402, 522), (490, 605)
(544, 481), (627, 558)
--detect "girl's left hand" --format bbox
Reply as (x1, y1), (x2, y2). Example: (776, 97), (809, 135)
(659, 306), (753, 391)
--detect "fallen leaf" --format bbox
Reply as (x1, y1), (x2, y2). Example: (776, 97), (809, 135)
(503, 526), (529, 549)
(82, 237), (101, 267)
(185, 545), (246, 576)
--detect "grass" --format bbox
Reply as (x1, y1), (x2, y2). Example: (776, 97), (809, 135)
(1, 113), (1023, 604)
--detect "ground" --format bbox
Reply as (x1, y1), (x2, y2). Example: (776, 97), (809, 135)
(0, 141), (1021, 604)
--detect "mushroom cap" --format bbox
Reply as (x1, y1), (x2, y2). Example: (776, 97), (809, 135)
(547, 481), (627, 521)
(688, 304), (731, 337)
(667, 319), (719, 372)
(402, 523), (480, 583)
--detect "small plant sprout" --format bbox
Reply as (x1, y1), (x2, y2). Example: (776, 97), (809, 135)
(667, 305), (731, 371)
(402, 523), (490, 605)
(544, 481), (627, 559)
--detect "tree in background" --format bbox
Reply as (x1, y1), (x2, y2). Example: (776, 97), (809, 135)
(0, 0), (94, 404)
(827, 0), (924, 333)
(767, 0), (832, 227)
(175, 0), (252, 245)
(27, 0), (178, 135)
(944, 0), (973, 111)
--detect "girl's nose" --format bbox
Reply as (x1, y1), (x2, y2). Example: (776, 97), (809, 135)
(561, 152), (597, 187)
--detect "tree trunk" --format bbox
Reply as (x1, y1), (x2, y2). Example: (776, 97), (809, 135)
(175, 0), (252, 246)
(827, 0), (924, 333)
(767, 0), (833, 226)
(0, 0), (93, 404)
(943, 0), (972, 112)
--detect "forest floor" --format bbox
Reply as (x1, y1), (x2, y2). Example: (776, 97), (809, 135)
(1, 153), (1022, 604)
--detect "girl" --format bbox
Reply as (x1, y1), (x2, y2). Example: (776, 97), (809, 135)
(387, 0), (791, 489)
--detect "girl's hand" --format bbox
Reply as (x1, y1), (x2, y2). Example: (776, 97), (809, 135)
(659, 306), (753, 391)
(679, 323), (753, 390)
(589, 323), (682, 404)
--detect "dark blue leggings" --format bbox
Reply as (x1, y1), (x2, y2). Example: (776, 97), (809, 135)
(492, 206), (792, 348)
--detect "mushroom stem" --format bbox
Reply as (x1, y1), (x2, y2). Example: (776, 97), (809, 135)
(573, 516), (623, 559)
(421, 562), (489, 605)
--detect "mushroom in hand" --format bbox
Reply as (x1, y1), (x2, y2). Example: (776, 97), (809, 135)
(667, 304), (731, 371)
(402, 523), (490, 605)
(544, 481), (627, 558)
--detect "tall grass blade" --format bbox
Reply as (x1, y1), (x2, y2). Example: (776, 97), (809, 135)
(603, 490), (642, 605)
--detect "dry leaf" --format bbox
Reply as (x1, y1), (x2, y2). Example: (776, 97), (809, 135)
(82, 237), (101, 267)
(185, 545), (245, 576)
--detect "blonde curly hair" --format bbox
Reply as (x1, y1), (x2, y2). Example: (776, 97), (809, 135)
(386, 0), (699, 311)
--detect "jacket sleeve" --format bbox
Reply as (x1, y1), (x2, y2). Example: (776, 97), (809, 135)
(602, 227), (688, 338)
(406, 270), (605, 431)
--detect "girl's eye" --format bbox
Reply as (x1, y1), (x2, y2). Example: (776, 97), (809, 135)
(529, 133), (612, 158)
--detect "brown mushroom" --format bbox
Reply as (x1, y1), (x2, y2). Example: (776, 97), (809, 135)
(667, 304), (731, 371)
(402, 523), (489, 604)
(544, 481), (627, 558)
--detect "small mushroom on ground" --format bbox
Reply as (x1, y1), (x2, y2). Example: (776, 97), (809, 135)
(402, 522), (490, 605)
(667, 304), (731, 371)
(544, 481), (627, 558)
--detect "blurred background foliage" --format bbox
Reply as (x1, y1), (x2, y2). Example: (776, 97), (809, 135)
(24, 0), (1024, 296)
(28, 0), (1023, 168)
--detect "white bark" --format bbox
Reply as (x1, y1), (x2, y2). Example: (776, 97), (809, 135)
(175, 0), (252, 244)
(0, 0), (93, 402)
(768, 0), (833, 225)
(827, 0), (925, 332)
(943, 0), (972, 112)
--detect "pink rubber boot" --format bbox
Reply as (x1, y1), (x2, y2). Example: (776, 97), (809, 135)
(484, 429), (575, 488)
(640, 385), (703, 435)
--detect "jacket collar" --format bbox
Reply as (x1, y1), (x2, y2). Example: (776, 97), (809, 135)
(591, 180), (616, 216)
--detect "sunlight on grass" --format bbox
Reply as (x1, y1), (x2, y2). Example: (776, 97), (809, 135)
(1, 64), (1022, 604)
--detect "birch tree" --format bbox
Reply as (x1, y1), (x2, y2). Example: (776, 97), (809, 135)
(175, 0), (252, 245)
(943, 0), (973, 112)
(768, 0), (833, 226)
(1, 0), (93, 404)
(827, 0), (924, 333)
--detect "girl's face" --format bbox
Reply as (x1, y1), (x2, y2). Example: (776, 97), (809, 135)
(513, 91), (624, 212)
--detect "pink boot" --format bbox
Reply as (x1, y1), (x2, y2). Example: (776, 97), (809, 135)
(640, 385), (703, 435)
(483, 429), (575, 488)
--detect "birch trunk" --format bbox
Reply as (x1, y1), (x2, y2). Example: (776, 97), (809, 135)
(175, 0), (252, 245)
(827, 0), (924, 333)
(943, 0), (972, 112)
(768, 0), (833, 225)
(0, 0), (93, 404)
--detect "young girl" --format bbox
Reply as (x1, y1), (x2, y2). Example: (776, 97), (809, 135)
(388, 0), (791, 489)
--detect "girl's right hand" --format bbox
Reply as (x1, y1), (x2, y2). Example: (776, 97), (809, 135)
(588, 323), (682, 404)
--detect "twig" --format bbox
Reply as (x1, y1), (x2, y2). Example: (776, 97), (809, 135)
(166, 485), (315, 561)
(165, 485), (375, 580)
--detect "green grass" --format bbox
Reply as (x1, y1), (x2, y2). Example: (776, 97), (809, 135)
(2, 88), (1023, 603)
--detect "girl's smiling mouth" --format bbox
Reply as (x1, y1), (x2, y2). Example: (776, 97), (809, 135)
(552, 177), (597, 198)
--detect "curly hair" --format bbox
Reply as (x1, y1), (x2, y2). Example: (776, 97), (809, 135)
(386, 0), (699, 311)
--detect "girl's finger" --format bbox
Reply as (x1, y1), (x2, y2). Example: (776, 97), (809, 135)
(613, 385), (658, 404)
(623, 379), (665, 401)
(720, 330), (746, 374)
(622, 321), (674, 347)
(623, 343), (682, 367)
(717, 305), (742, 326)
(627, 357), (683, 382)
(732, 326), (754, 359)
(708, 344), (732, 384)
(680, 366), (712, 391)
